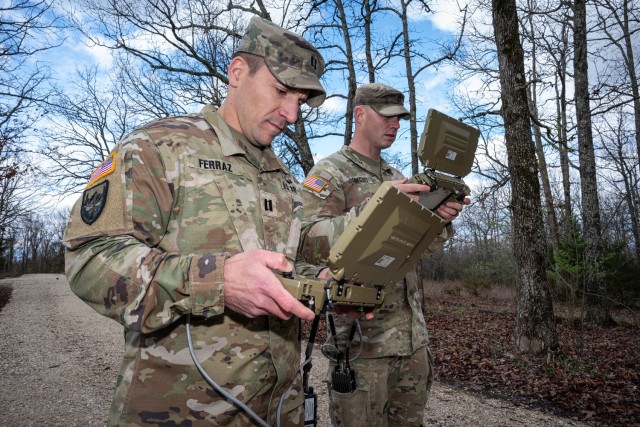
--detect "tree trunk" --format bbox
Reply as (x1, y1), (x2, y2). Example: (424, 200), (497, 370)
(557, 72), (575, 240)
(398, 0), (420, 176)
(528, 79), (560, 250)
(617, 136), (640, 262)
(615, 0), (640, 260)
(335, 0), (357, 146)
(573, 0), (612, 325)
(492, 0), (557, 356)
(524, 1), (559, 250)
(618, 0), (640, 161)
(362, 0), (375, 83)
(290, 115), (316, 175)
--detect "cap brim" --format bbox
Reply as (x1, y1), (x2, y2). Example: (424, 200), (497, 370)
(372, 104), (411, 120)
(265, 59), (326, 107)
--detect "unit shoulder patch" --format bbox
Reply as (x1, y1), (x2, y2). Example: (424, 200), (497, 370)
(81, 181), (109, 225)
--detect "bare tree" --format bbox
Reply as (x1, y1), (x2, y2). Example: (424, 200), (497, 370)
(591, 0), (640, 261)
(0, 167), (38, 272)
(302, 0), (362, 147)
(387, 0), (468, 175)
(461, 186), (512, 254)
(112, 54), (193, 120)
(521, 1), (561, 251)
(38, 66), (137, 193)
(598, 111), (640, 261)
(62, 0), (320, 177)
(1, 0), (63, 174)
(591, 0), (640, 160)
(572, 0), (613, 325)
(549, 17), (577, 241)
(41, 48), (208, 194)
(492, 0), (557, 356)
(525, 3), (578, 243)
(445, 1), (509, 205)
(303, 0), (467, 174)
(1, 0), (66, 266)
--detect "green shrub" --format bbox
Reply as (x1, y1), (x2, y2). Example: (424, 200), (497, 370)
(548, 233), (640, 307)
(462, 262), (494, 296)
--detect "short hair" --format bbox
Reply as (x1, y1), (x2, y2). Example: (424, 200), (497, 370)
(232, 52), (265, 76)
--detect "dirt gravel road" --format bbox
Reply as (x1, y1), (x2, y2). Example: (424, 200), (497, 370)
(0, 274), (591, 426)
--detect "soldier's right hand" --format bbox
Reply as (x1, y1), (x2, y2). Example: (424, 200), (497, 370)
(223, 249), (315, 321)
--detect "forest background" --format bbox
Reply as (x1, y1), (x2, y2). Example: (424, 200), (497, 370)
(1, 0), (638, 424)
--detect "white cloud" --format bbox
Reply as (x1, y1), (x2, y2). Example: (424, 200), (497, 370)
(43, 31), (114, 85)
(319, 95), (347, 115)
(79, 40), (113, 69)
(416, 65), (455, 109)
(409, 0), (472, 33)
(430, 7), (465, 32)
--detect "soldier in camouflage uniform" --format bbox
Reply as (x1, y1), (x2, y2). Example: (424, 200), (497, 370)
(300, 83), (468, 426)
(63, 16), (326, 427)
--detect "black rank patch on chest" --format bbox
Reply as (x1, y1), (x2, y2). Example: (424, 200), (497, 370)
(264, 197), (274, 212)
(81, 181), (109, 225)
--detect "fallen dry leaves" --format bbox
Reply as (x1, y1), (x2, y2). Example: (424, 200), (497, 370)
(427, 298), (639, 426)
(302, 295), (639, 426)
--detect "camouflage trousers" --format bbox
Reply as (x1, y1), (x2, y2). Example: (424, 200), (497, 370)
(325, 346), (433, 427)
(233, 401), (304, 427)
(270, 404), (305, 427)
(109, 394), (304, 427)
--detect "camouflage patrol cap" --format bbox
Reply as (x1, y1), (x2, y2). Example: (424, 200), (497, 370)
(354, 83), (410, 119)
(237, 16), (326, 107)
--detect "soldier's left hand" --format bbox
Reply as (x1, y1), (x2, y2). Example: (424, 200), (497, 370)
(437, 197), (470, 222)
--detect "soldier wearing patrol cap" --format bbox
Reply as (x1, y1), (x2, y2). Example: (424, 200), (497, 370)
(299, 83), (468, 426)
(353, 82), (411, 119)
(64, 16), (325, 426)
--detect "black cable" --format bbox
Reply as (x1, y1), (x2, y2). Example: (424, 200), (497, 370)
(326, 312), (343, 364)
(344, 318), (359, 371)
(303, 313), (321, 392)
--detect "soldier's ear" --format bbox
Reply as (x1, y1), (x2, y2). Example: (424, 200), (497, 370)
(354, 105), (366, 124)
(228, 56), (246, 85)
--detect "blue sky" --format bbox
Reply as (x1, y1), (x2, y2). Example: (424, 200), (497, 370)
(300, 3), (473, 168)
(36, 2), (472, 206)
(38, 1), (638, 227)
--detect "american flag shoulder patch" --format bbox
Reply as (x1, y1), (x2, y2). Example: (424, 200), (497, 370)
(87, 152), (117, 188)
(303, 175), (327, 192)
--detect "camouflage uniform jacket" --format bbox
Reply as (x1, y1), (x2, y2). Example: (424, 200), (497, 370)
(300, 145), (453, 358)
(63, 105), (309, 426)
